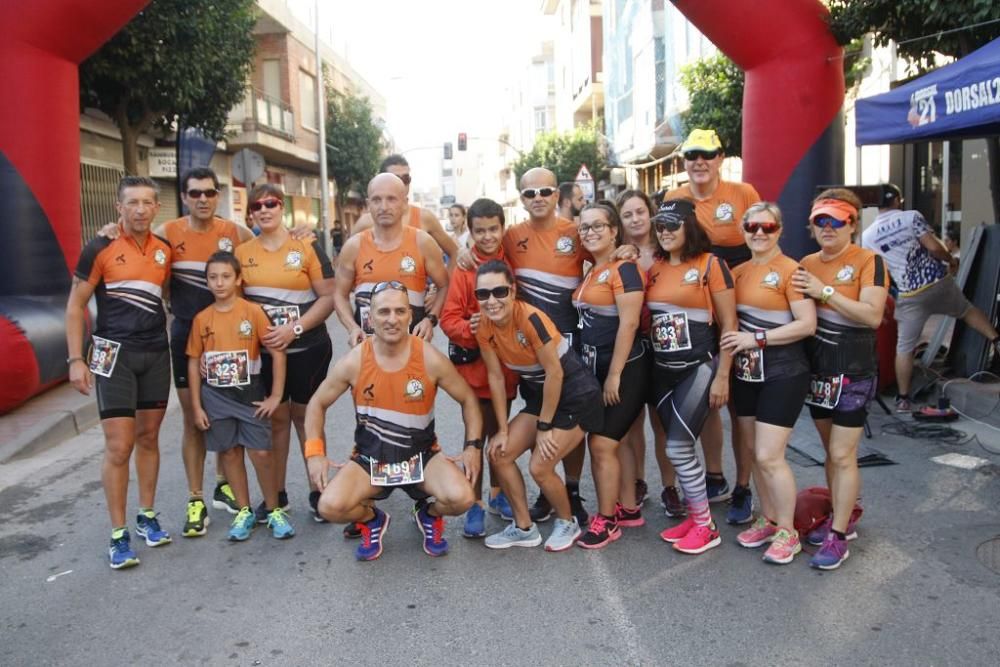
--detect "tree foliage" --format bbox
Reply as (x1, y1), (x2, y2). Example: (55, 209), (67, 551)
(325, 89), (384, 206)
(679, 54), (745, 157)
(512, 123), (607, 186)
(79, 0), (257, 174)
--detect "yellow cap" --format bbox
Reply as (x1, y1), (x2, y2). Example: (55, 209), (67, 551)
(681, 129), (723, 153)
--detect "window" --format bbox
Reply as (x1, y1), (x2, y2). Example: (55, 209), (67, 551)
(299, 70), (318, 131)
(261, 59), (281, 99)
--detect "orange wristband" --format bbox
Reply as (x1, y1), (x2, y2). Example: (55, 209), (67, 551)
(304, 438), (326, 459)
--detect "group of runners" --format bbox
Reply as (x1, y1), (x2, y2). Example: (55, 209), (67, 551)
(68, 127), (995, 573)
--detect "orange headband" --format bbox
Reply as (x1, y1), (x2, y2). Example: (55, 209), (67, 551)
(809, 198), (857, 223)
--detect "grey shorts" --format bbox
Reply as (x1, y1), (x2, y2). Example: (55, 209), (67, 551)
(200, 384), (272, 452)
(895, 276), (973, 353)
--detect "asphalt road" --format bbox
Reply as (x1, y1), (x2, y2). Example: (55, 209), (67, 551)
(1, 330), (999, 666)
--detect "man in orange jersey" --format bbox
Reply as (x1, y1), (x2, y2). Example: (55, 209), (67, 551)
(304, 282), (483, 561)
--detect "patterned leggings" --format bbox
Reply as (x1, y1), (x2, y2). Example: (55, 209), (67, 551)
(653, 359), (717, 527)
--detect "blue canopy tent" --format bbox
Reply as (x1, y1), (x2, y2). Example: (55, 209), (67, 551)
(856, 36), (1000, 145)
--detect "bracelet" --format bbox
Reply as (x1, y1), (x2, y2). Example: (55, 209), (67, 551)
(303, 437), (326, 458)
(536, 420), (554, 432)
(66, 356), (85, 365)
(424, 313), (439, 327)
(463, 438), (484, 450)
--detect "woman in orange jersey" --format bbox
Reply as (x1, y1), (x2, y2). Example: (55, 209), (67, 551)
(571, 202), (647, 548)
(792, 189), (888, 570)
(234, 184), (336, 522)
(439, 198), (519, 536)
(719, 202), (816, 566)
(476, 260), (603, 552)
(616, 189), (682, 518)
(646, 199), (737, 555)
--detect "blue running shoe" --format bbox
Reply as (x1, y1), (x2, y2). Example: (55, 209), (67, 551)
(488, 492), (514, 521)
(726, 486), (754, 525)
(705, 474), (731, 503)
(356, 508), (390, 561)
(267, 507), (295, 539)
(108, 529), (139, 570)
(463, 503), (486, 539)
(135, 511), (172, 547)
(228, 507), (255, 542)
(415, 504), (449, 556)
(809, 532), (850, 570)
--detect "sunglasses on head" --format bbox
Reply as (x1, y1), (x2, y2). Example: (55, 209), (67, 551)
(743, 221), (781, 235)
(812, 215), (850, 229)
(186, 188), (218, 199)
(521, 187), (556, 199)
(654, 220), (683, 233)
(578, 221), (611, 236)
(249, 198), (282, 212)
(474, 285), (512, 301)
(683, 150), (719, 162)
(372, 280), (408, 296)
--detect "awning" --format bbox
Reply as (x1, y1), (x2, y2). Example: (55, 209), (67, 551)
(856, 36), (1000, 146)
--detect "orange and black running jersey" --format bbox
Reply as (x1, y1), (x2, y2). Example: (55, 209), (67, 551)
(572, 259), (645, 365)
(234, 236), (334, 351)
(407, 205), (422, 228)
(502, 217), (587, 333)
(161, 217), (243, 320)
(800, 244), (887, 375)
(475, 300), (569, 387)
(353, 226), (429, 328)
(353, 335), (437, 464)
(645, 254), (732, 367)
(186, 297), (273, 375)
(665, 181), (761, 249)
(731, 254), (809, 376)
(75, 230), (171, 351)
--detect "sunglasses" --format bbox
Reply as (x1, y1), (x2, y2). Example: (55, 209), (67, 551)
(743, 221), (781, 235)
(186, 188), (219, 199)
(683, 150), (719, 162)
(521, 187), (556, 199)
(249, 198), (282, 212)
(578, 221), (611, 236)
(474, 285), (512, 301)
(654, 220), (683, 233)
(372, 280), (408, 296)
(395, 173), (412, 185)
(812, 215), (850, 229)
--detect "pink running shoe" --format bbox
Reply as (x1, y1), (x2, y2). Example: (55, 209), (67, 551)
(762, 528), (801, 565)
(737, 516), (778, 548)
(615, 503), (645, 528)
(673, 522), (721, 555)
(660, 516), (696, 543)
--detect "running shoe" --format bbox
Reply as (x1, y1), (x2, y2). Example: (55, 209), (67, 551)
(487, 492), (514, 521)
(635, 478), (649, 506)
(308, 490), (328, 524)
(614, 503), (645, 528)
(705, 474), (731, 503)
(485, 522), (542, 549)
(809, 532), (850, 570)
(737, 516), (778, 548)
(108, 529), (139, 570)
(182, 498), (209, 537)
(415, 504), (449, 556)
(660, 516), (696, 543)
(762, 528), (801, 564)
(544, 517), (582, 552)
(212, 481), (240, 514)
(576, 514), (621, 550)
(355, 508), (391, 561)
(228, 507), (255, 542)
(895, 395), (912, 413)
(255, 490), (290, 524)
(343, 522), (362, 539)
(529, 494), (553, 523)
(463, 503), (486, 539)
(267, 507), (295, 540)
(568, 485), (589, 528)
(806, 516), (859, 546)
(673, 522), (721, 554)
(726, 485), (754, 525)
(135, 511), (172, 547)
(660, 486), (686, 518)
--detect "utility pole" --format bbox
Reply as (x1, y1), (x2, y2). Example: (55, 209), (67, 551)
(314, 0), (331, 258)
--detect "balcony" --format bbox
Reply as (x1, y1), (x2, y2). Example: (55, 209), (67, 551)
(227, 88), (295, 140)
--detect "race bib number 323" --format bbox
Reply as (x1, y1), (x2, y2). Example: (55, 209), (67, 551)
(205, 350), (251, 387)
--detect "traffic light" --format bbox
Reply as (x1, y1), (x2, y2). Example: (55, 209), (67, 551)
(458, 132), (467, 151)
(444, 142), (453, 159)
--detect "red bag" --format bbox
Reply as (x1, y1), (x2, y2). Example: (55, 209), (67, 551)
(794, 486), (863, 534)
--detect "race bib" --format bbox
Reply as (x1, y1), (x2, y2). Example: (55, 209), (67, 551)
(264, 305), (300, 327)
(651, 312), (692, 352)
(89, 336), (121, 378)
(805, 373), (844, 409)
(359, 305), (373, 335)
(581, 343), (597, 374)
(205, 350), (251, 387)
(369, 452), (424, 487)
(735, 349), (764, 383)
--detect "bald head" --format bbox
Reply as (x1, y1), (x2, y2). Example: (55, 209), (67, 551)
(367, 173), (407, 228)
(520, 167), (557, 190)
(519, 167), (559, 223)
(368, 173), (407, 197)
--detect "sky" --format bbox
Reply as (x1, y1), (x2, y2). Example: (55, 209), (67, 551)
(287, 0), (544, 189)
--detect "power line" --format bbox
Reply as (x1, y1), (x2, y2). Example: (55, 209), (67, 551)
(832, 16), (1000, 60)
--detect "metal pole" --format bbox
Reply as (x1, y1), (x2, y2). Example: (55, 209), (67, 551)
(314, 0), (331, 258)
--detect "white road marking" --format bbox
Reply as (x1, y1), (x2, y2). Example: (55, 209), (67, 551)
(46, 570), (73, 583)
(931, 453), (990, 470)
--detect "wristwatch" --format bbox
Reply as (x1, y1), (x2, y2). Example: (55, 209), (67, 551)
(464, 438), (484, 450)
(536, 420), (554, 432)
(292, 324), (304, 338)
(820, 285), (836, 304)
(754, 330), (767, 349)
(425, 313), (439, 327)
